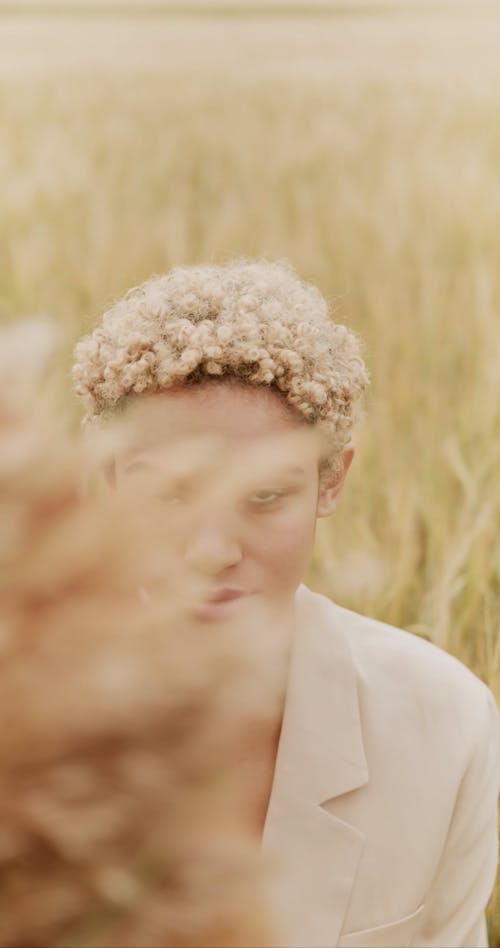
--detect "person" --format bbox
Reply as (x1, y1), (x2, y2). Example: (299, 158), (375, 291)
(73, 258), (500, 948)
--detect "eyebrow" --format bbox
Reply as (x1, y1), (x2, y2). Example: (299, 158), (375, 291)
(280, 466), (306, 478)
(254, 466), (306, 486)
(122, 458), (153, 473)
(121, 460), (308, 491)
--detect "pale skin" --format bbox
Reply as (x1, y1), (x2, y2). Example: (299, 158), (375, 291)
(115, 379), (353, 617)
(114, 379), (354, 828)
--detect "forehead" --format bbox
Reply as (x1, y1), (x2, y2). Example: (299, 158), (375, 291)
(130, 381), (304, 443)
(119, 381), (320, 479)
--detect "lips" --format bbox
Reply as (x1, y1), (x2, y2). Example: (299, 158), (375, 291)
(195, 589), (252, 621)
(208, 588), (246, 604)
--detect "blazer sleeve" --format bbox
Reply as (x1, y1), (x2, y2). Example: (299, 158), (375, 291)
(414, 687), (500, 948)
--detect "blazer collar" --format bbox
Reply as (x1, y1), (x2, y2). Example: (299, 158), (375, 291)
(262, 585), (369, 947)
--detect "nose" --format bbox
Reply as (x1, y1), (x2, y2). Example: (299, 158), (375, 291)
(185, 517), (243, 575)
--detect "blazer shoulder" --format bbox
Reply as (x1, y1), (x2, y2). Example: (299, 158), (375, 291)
(299, 586), (499, 741)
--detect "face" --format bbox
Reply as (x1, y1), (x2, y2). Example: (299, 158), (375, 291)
(115, 381), (352, 621)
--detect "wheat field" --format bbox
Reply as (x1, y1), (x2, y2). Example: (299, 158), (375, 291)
(2, 0), (500, 939)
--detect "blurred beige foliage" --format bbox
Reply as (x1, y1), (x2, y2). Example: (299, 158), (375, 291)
(0, 322), (284, 948)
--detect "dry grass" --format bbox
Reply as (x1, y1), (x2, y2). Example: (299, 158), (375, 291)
(2, 2), (500, 940)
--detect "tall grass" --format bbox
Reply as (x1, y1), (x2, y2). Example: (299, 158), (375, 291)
(2, 3), (500, 938)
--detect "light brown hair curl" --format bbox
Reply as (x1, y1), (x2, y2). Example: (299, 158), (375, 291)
(73, 259), (369, 471)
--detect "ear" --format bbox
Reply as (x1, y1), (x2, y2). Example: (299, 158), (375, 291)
(316, 448), (354, 518)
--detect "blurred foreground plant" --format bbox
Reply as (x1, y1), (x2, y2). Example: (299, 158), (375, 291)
(0, 321), (285, 948)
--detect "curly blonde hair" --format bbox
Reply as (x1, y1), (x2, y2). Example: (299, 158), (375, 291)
(73, 259), (369, 470)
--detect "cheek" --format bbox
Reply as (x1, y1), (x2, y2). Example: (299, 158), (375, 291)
(247, 498), (318, 589)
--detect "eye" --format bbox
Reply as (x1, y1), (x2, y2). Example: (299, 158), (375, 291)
(247, 488), (285, 507)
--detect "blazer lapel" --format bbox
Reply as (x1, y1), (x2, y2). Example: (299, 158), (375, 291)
(262, 586), (369, 948)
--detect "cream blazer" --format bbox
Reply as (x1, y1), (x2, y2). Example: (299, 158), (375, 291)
(262, 585), (500, 948)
